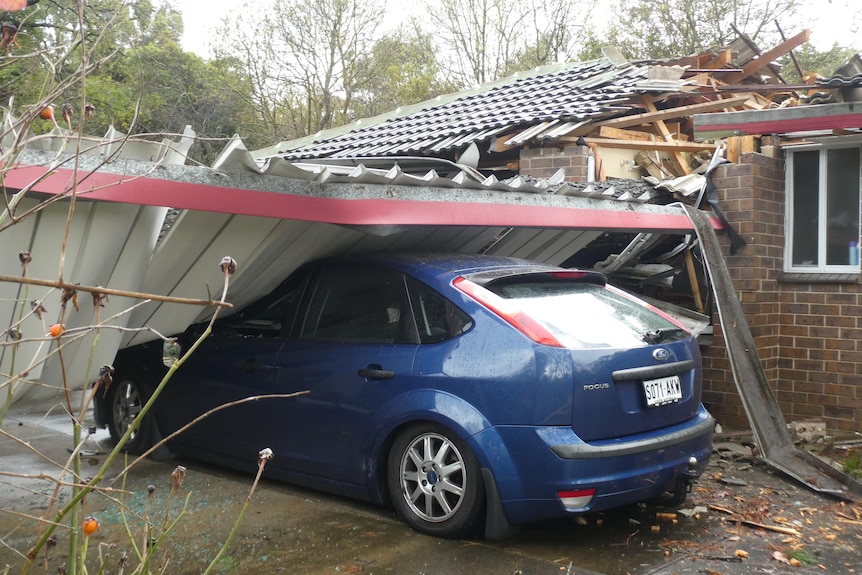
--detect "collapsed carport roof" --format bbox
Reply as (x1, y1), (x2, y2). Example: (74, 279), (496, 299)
(2, 143), (717, 350)
(5, 141), (853, 503)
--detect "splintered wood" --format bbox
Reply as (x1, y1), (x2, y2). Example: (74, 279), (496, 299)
(553, 31), (812, 180)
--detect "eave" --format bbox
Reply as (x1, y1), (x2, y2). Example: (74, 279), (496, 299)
(5, 151), (711, 234)
(693, 102), (862, 139)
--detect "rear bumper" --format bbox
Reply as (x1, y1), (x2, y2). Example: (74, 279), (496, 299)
(548, 413), (715, 459)
(472, 406), (714, 525)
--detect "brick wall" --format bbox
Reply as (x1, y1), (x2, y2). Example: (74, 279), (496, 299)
(704, 152), (862, 433)
(702, 154), (785, 430)
(520, 145), (862, 434)
(520, 145), (590, 181)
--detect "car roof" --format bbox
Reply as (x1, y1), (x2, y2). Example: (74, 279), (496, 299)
(333, 251), (558, 280)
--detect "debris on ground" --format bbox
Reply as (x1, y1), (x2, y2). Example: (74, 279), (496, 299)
(642, 431), (862, 574)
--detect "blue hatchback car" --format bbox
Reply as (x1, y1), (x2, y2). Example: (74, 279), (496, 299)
(94, 252), (713, 539)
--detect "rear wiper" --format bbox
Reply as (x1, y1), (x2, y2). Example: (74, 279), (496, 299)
(642, 328), (682, 344)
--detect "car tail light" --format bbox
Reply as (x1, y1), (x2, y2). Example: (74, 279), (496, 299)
(558, 488), (596, 509)
(453, 276), (564, 347)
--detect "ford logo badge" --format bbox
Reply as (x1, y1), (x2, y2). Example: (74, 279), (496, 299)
(653, 348), (670, 361)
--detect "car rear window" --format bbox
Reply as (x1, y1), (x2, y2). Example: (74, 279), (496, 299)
(487, 280), (685, 348)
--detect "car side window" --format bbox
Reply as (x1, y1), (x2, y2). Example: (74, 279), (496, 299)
(406, 277), (472, 344)
(219, 272), (306, 339)
(300, 266), (413, 343)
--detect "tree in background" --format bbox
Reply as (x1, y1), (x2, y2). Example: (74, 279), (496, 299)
(204, 0), (860, 145)
(208, 4), (294, 147)
(0, 0), (252, 165)
(5, 0), (858, 157)
(351, 25), (461, 119)
(602, 0), (802, 59)
(780, 42), (860, 84)
(424, 0), (597, 86)
(210, 0), (385, 143)
(267, 0), (383, 134)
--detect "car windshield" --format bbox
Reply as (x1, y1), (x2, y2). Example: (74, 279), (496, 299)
(487, 280), (684, 348)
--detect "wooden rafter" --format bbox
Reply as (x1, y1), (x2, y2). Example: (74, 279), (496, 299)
(640, 95), (690, 175)
(702, 49), (733, 70)
(597, 126), (652, 141)
(567, 138), (718, 153)
(594, 95), (751, 130)
(722, 29), (810, 84)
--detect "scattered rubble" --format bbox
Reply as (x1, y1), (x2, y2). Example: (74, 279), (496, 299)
(641, 432), (862, 574)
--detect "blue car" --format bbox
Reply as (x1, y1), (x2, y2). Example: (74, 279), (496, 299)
(94, 252), (713, 539)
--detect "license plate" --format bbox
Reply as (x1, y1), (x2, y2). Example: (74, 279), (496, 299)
(643, 375), (682, 407)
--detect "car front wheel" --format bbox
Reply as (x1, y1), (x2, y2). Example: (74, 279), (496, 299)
(106, 375), (152, 454)
(387, 423), (485, 538)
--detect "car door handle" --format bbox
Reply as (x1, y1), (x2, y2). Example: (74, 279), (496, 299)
(357, 367), (395, 380)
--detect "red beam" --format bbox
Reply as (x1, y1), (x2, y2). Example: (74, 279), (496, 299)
(702, 112), (862, 136)
(4, 163), (719, 233)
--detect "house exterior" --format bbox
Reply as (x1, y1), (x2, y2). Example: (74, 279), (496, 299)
(4, 30), (861, 436)
(262, 33), (862, 435)
(696, 96), (862, 434)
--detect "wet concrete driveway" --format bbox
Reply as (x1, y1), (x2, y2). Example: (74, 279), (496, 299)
(2, 394), (862, 574)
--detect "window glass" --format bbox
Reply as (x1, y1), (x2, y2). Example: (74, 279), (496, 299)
(300, 266), (411, 343)
(791, 150), (819, 267)
(407, 277), (472, 343)
(217, 272), (305, 338)
(788, 146), (861, 271)
(826, 148), (861, 265)
(488, 281), (683, 348)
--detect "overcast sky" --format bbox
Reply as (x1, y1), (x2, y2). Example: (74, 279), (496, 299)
(178, 0), (860, 59)
(178, 0), (403, 57)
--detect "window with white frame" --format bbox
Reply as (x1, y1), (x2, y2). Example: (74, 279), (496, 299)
(786, 145), (861, 272)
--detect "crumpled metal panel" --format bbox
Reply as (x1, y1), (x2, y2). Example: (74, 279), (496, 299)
(211, 137), (662, 203)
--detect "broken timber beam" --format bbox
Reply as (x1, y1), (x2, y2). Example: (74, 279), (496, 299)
(575, 138), (717, 153)
(597, 126), (652, 141)
(593, 96), (751, 130)
(722, 29), (810, 84)
(702, 49), (733, 69)
(639, 95), (690, 175)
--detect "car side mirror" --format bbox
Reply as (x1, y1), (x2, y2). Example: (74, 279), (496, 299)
(163, 338), (181, 367)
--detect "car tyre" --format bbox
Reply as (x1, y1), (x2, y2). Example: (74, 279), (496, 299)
(387, 423), (485, 538)
(106, 375), (152, 455)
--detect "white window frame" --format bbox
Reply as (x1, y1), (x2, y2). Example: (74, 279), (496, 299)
(785, 140), (862, 273)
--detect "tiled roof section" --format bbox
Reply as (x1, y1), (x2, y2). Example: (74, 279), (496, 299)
(277, 58), (676, 160)
(816, 54), (862, 88)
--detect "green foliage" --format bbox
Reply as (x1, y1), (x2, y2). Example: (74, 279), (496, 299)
(102, 41), (251, 163)
(779, 43), (860, 83)
(0, 1), (250, 165)
(605, 0), (802, 60)
(351, 25), (462, 118)
(842, 451), (862, 478)
(787, 550), (819, 565)
(2, 0), (860, 163)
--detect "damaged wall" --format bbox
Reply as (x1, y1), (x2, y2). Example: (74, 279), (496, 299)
(709, 152), (862, 434)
